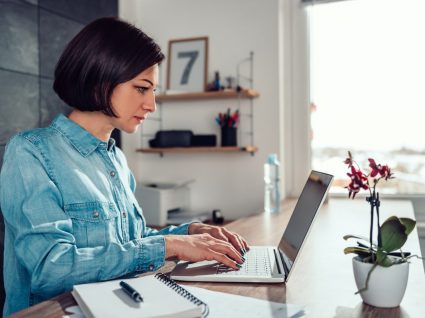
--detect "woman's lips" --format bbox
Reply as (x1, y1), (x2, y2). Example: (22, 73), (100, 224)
(134, 116), (146, 122)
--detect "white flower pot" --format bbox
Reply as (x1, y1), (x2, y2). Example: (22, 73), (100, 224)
(352, 256), (409, 308)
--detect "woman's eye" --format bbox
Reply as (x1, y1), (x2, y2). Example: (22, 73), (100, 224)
(136, 87), (149, 94)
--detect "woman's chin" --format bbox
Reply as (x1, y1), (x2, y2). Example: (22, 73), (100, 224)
(122, 125), (140, 134)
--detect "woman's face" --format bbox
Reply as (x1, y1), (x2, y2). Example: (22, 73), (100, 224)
(109, 64), (158, 133)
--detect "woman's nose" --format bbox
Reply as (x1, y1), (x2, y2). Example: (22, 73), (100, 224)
(143, 93), (156, 113)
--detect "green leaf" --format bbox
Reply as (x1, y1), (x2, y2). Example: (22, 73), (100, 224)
(343, 235), (377, 250)
(381, 217), (407, 252)
(376, 249), (393, 267)
(343, 234), (371, 244)
(399, 217), (416, 236)
(344, 246), (370, 257)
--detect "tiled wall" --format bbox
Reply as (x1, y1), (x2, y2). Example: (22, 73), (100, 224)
(0, 0), (118, 313)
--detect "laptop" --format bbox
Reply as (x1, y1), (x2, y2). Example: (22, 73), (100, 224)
(170, 170), (334, 283)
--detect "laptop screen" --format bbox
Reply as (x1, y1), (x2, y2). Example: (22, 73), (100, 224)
(277, 170), (333, 277)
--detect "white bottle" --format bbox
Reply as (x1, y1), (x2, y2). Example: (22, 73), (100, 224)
(264, 153), (281, 213)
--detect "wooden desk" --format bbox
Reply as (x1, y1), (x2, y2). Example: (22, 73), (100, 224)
(10, 199), (425, 318)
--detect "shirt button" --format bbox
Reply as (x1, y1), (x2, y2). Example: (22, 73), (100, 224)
(110, 171), (116, 177)
(149, 264), (154, 271)
(122, 212), (127, 218)
(93, 210), (99, 218)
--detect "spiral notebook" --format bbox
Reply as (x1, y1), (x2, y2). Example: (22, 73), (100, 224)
(72, 273), (208, 318)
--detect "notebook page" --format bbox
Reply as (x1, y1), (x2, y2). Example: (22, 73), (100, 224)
(72, 275), (202, 318)
(184, 286), (305, 318)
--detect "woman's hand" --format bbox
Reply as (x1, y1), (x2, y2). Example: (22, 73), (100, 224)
(188, 223), (249, 255)
(164, 233), (245, 270)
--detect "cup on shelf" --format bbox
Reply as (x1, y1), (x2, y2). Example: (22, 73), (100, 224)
(221, 127), (237, 147)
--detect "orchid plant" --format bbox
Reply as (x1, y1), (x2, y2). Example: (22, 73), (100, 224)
(343, 151), (421, 270)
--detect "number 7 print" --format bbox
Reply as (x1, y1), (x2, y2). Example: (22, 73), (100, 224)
(167, 37), (208, 93)
(177, 51), (199, 85)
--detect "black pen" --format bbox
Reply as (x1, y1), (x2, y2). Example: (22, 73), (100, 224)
(119, 281), (143, 302)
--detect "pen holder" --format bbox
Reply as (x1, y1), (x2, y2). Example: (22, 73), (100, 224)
(221, 127), (237, 147)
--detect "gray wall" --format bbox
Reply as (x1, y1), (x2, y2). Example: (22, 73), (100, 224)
(0, 0), (117, 314)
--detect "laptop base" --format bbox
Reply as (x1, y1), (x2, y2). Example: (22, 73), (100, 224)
(170, 246), (285, 283)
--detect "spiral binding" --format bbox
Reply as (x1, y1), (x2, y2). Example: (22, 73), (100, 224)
(155, 273), (210, 317)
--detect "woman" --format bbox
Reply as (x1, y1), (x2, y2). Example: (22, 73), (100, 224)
(0, 17), (248, 316)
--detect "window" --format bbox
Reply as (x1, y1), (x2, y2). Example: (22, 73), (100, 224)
(308, 0), (425, 194)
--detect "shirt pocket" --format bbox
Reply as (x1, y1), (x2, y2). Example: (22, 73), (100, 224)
(64, 201), (118, 248)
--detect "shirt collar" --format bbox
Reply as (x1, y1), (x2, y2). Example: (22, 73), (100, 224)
(51, 114), (115, 156)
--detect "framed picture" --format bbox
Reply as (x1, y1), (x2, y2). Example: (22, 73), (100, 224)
(166, 37), (208, 93)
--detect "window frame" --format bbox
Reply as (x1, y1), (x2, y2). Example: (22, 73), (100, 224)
(281, 0), (311, 197)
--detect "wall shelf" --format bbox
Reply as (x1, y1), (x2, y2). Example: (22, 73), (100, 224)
(139, 52), (258, 156)
(156, 89), (259, 102)
(137, 146), (258, 156)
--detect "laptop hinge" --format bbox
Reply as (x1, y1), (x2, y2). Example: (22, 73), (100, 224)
(273, 248), (282, 275)
(278, 249), (290, 277)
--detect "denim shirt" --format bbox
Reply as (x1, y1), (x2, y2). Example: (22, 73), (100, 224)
(0, 114), (191, 316)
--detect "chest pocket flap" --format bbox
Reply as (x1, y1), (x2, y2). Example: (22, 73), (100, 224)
(64, 201), (117, 222)
(64, 201), (118, 248)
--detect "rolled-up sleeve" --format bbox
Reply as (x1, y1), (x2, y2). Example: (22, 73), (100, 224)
(0, 136), (164, 298)
(135, 236), (165, 272)
(144, 222), (192, 237)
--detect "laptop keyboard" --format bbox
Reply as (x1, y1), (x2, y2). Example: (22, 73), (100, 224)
(217, 248), (272, 276)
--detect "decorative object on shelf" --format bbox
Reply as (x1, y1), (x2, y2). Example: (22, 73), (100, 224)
(221, 127), (236, 147)
(166, 36), (208, 93)
(213, 71), (222, 91)
(216, 108), (239, 147)
(225, 76), (236, 89)
(342, 151), (423, 308)
(206, 70), (226, 91)
(215, 108), (239, 128)
(191, 134), (216, 147)
(149, 130), (193, 148)
(148, 130), (217, 148)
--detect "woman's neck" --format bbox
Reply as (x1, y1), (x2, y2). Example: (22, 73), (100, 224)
(68, 110), (113, 142)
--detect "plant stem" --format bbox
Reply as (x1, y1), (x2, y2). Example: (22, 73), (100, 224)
(369, 194), (374, 262)
(376, 192), (382, 249)
(366, 172), (372, 197)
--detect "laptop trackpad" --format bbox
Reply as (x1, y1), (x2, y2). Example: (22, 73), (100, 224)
(172, 260), (221, 276)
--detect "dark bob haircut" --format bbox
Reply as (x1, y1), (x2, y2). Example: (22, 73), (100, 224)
(53, 17), (165, 117)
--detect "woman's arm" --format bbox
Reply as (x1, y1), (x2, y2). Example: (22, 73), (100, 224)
(0, 136), (166, 298)
(144, 222), (192, 236)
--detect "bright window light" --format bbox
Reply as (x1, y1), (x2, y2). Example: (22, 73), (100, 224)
(309, 0), (425, 194)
